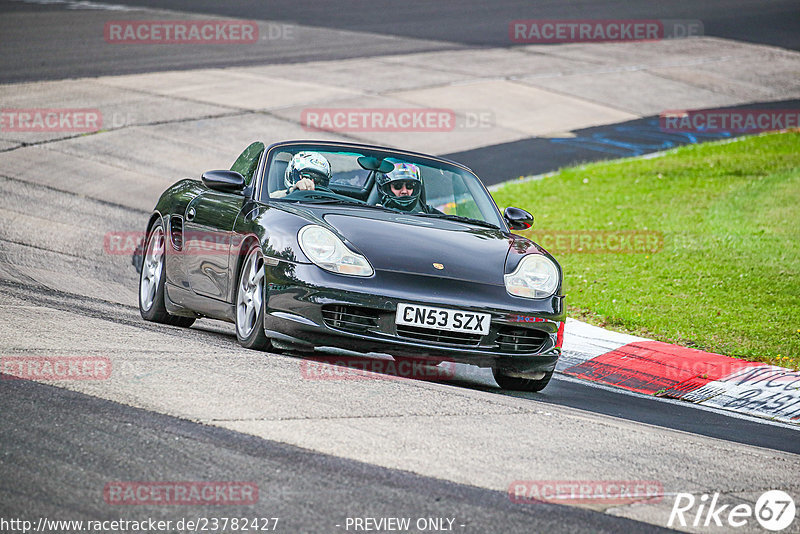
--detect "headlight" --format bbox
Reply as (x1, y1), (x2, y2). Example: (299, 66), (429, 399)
(298, 225), (373, 277)
(504, 254), (559, 298)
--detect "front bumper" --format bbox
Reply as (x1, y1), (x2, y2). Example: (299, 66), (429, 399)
(263, 263), (565, 374)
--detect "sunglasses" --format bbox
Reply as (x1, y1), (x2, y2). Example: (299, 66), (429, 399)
(390, 181), (417, 191)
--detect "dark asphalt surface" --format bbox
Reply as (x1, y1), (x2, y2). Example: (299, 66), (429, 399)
(1, 0), (798, 83)
(448, 99), (800, 186)
(0, 0), (465, 83)
(108, 0), (800, 50)
(125, 0), (800, 52)
(0, 375), (672, 534)
(303, 349), (800, 455)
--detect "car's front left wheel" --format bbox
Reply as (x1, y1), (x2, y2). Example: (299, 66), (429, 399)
(493, 369), (553, 392)
(139, 221), (195, 327)
(235, 244), (272, 351)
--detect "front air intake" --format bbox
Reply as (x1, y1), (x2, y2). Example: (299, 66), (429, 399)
(321, 305), (380, 333)
(396, 324), (482, 346)
(496, 327), (548, 353)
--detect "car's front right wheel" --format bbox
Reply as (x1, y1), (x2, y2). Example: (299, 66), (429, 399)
(235, 244), (272, 351)
(493, 369), (553, 392)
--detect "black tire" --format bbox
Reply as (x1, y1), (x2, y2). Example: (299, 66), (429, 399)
(493, 369), (553, 392)
(235, 244), (272, 351)
(138, 220), (196, 327)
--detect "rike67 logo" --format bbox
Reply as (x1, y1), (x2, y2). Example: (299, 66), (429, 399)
(668, 490), (796, 531)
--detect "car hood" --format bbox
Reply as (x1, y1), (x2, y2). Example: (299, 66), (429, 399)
(323, 212), (511, 284)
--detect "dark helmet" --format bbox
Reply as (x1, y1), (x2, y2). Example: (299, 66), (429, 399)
(285, 151), (332, 189)
(376, 162), (422, 211)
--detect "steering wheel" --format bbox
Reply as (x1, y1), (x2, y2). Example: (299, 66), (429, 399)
(285, 188), (367, 204)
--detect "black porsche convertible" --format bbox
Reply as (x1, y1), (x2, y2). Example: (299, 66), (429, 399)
(137, 140), (565, 391)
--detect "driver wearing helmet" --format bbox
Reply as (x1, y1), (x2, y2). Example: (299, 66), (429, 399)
(376, 162), (425, 212)
(273, 151), (332, 198)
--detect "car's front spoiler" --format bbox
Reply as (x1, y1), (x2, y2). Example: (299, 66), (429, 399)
(263, 263), (563, 374)
(263, 320), (559, 375)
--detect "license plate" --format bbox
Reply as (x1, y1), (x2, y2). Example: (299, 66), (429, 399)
(395, 303), (491, 335)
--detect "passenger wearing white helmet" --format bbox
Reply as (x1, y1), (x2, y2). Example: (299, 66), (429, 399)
(276, 151), (332, 197)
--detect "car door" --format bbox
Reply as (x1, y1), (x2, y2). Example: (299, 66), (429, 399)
(183, 191), (243, 300)
(184, 142), (265, 301)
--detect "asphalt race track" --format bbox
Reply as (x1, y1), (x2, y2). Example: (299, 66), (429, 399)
(1, 1), (799, 533)
(2, 0), (799, 82)
(2, 377), (669, 534)
(449, 99), (800, 186)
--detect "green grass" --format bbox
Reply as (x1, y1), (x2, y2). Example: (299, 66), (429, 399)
(492, 132), (800, 369)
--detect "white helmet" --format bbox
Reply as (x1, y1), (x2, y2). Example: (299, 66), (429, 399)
(284, 151), (332, 189)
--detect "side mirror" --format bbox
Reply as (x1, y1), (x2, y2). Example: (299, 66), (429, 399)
(504, 207), (534, 230)
(202, 170), (246, 193)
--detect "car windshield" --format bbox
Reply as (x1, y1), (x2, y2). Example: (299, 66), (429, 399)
(260, 144), (505, 228)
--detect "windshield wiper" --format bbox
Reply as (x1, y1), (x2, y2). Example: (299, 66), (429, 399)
(407, 212), (501, 229)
